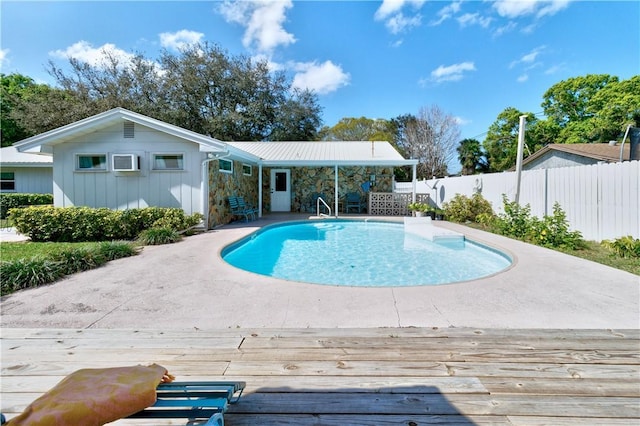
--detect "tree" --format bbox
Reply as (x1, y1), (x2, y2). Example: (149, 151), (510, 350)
(483, 107), (542, 172)
(11, 42), (323, 141)
(541, 74), (627, 144)
(1, 73), (43, 145)
(320, 117), (395, 141)
(402, 105), (460, 179)
(456, 138), (486, 175)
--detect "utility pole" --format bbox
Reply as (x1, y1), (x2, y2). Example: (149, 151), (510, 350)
(514, 115), (527, 204)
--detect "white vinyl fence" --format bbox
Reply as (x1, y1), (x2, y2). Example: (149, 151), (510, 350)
(395, 161), (639, 242)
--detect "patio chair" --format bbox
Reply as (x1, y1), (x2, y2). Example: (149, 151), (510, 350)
(129, 381), (246, 426)
(237, 196), (259, 220)
(228, 196), (253, 222)
(344, 192), (366, 213)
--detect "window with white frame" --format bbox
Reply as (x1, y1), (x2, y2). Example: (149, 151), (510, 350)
(1, 172), (15, 191)
(242, 163), (252, 176)
(219, 158), (233, 173)
(77, 154), (107, 170)
(153, 153), (184, 170)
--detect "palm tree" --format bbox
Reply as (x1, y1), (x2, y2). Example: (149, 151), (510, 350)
(456, 138), (486, 175)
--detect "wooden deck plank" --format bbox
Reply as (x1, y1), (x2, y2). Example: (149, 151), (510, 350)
(0, 375), (489, 394)
(1, 328), (638, 425)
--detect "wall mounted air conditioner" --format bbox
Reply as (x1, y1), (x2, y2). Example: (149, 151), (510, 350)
(112, 154), (139, 171)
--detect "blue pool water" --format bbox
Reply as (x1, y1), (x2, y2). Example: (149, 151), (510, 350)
(222, 220), (512, 287)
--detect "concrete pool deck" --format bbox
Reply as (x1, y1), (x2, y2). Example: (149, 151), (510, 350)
(1, 214), (638, 329)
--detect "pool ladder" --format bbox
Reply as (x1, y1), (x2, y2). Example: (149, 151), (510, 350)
(316, 197), (332, 217)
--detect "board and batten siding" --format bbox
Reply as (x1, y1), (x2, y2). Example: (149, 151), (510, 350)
(1, 167), (52, 194)
(53, 122), (203, 215)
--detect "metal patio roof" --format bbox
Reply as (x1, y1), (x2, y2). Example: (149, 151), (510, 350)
(227, 141), (417, 166)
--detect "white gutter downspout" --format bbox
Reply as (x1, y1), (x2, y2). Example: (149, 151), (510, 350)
(334, 164), (339, 218)
(201, 150), (230, 229)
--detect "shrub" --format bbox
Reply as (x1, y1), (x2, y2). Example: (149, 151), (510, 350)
(0, 241), (139, 295)
(602, 236), (640, 258)
(10, 206), (202, 242)
(442, 193), (494, 223)
(0, 193), (53, 219)
(137, 227), (181, 245)
(528, 203), (585, 250)
(493, 195), (533, 238)
(491, 196), (585, 250)
(50, 247), (108, 275)
(98, 241), (140, 260)
(0, 257), (63, 293)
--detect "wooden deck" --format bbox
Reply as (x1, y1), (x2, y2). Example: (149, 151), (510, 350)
(2, 328), (639, 425)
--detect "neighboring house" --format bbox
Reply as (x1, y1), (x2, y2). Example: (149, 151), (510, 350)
(14, 108), (418, 228)
(0, 145), (53, 194)
(522, 142), (631, 170)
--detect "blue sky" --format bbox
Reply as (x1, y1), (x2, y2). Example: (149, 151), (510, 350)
(1, 1), (638, 153)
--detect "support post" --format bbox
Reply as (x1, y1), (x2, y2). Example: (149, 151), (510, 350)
(334, 164), (339, 218)
(515, 115), (527, 204)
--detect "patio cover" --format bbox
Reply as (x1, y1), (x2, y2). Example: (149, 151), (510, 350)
(227, 141), (418, 216)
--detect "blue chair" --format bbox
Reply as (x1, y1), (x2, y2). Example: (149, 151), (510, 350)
(228, 196), (253, 222)
(344, 192), (366, 213)
(129, 381), (245, 426)
(237, 196), (259, 220)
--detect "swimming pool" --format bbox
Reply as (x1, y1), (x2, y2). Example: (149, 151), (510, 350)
(222, 220), (512, 287)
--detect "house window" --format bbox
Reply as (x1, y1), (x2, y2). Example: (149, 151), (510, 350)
(219, 159), (233, 174)
(153, 154), (184, 170)
(242, 163), (252, 176)
(77, 154), (107, 170)
(0, 172), (15, 191)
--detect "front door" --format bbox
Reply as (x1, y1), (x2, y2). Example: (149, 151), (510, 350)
(270, 169), (291, 212)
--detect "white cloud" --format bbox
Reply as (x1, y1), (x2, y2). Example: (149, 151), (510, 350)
(374, 0), (425, 34)
(517, 73), (529, 82)
(50, 41), (135, 67)
(430, 1), (462, 26)
(493, 21), (517, 37)
(510, 45), (545, 68)
(385, 13), (422, 34)
(430, 61), (476, 83)
(457, 12), (492, 28)
(0, 48), (9, 69)
(218, 0), (295, 53)
(291, 60), (350, 95)
(159, 29), (204, 51)
(492, 0), (571, 19)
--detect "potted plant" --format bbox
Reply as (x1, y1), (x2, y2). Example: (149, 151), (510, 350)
(435, 208), (445, 220)
(408, 202), (430, 217)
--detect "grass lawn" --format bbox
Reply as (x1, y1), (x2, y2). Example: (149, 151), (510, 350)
(558, 241), (640, 276)
(0, 241), (103, 262)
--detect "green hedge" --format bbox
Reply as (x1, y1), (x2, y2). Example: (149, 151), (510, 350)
(0, 193), (53, 219)
(9, 206), (203, 242)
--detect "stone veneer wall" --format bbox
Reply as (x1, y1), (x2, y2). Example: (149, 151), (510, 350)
(262, 166), (394, 213)
(208, 159), (259, 227)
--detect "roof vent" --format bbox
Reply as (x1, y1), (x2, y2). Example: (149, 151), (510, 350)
(123, 121), (135, 138)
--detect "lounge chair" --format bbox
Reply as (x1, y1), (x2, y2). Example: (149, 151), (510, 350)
(344, 192), (366, 213)
(228, 196), (254, 222)
(237, 196), (259, 220)
(129, 381), (245, 426)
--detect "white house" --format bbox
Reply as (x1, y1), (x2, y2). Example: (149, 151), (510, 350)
(0, 145), (53, 193)
(14, 108), (418, 228)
